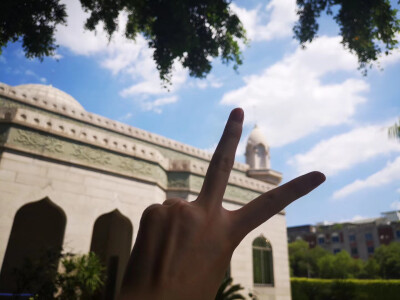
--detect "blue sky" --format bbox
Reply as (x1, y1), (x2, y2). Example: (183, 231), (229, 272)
(0, 0), (399, 226)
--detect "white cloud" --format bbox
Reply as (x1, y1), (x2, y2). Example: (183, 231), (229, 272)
(52, 52), (63, 60)
(56, 0), (109, 55)
(191, 74), (223, 90)
(375, 34), (400, 68)
(56, 0), (186, 107)
(25, 70), (35, 76)
(391, 201), (400, 210)
(15, 49), (25, 58)
(378, 49), (400, 68)
(56, 0), (297, 101)
(118, 112), (133, 121)
(119, 62), (187, 96)
(339, 215), (371, 223)
(389, 188), (400, 211)
(141, 96), (178, 114)
(289, 122), (400, 176)
(231, 0), (297, 42)
(221, 36), (368, 147)
(316, 221), (333, 226)
(0, 56), (6, 63)
(25, 70), (47, 83)
(333, 156), (400, 200)
(351, 215), (368, 222)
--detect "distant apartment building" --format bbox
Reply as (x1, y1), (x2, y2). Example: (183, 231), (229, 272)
(287, 211), (400, 260)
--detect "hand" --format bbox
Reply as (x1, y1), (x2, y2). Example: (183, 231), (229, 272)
(119, 108), (325, 300)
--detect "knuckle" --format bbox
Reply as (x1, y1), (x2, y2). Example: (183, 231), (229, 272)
(266, 189), (278, 202)
(162, 198), (182, 206)
(172, 202), (197, 221)
(174, 201), (191, 215)
(141, 204), (164, 222)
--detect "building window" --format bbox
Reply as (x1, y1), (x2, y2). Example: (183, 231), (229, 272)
(367, 246), (374, 254)
(253, 236), (274, 285)
(365, 233), (373, 241)
(254, 144), (267, 169)
(333, 248), (341, 254)
(351, 247), (358, 256)
(332, 235), (340, 243)
(318, 237), (325, 244)
(396, 230), (400, 239)
(349, 234), (356, 242)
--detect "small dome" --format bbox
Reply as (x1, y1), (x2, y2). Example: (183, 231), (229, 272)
(15, 84), (84, 111)
(247, 124), (268, 147)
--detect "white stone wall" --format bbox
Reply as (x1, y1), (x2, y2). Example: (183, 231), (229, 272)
(0, 150), (290, 300)
(0, 151), (166, 266)
(223, 202), (291, 300)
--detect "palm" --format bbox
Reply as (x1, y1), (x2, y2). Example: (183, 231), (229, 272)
(215, 277), (246, 300)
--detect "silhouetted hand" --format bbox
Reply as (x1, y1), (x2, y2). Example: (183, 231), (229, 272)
(120, 108), (325, 300)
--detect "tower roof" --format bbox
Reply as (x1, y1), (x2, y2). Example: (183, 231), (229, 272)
(247, 124), (268, 148)
(15, 84), (84, 111)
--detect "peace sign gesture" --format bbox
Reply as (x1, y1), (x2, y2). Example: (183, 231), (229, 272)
(120, 108), (325, 300)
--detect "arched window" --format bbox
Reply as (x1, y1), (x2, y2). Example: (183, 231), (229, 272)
(0, 198), (66, 293)
(252, 236), (274, 285)
(254, 144), (266, 169)
(90, 209), (133, 300)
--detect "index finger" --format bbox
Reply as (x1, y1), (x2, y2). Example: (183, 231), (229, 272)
(232, 171), (326, 239)
(197, 108), (244, 210)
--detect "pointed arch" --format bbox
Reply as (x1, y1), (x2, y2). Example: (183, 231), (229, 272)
(0, 197), (66, 293)
(252, 235), (274, 285)
(254, 144), (267, 169)
(90, 209), (133, 300)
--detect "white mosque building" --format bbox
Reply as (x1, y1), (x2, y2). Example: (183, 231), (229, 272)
(0, 82), (290, 300)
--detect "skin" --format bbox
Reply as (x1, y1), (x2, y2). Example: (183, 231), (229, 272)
(120, 108), (325, 300)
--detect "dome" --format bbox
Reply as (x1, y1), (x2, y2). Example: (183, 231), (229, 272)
(14, 84), (84, 111)
(247, 124), (268, 147)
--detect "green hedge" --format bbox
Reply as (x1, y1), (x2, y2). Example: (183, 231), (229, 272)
(291, 278), (400, 300)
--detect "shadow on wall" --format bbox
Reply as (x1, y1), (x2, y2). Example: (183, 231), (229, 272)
(0, 198), (66, 293)
(90, 209), (133, 300)
(0, 198), (133, 300)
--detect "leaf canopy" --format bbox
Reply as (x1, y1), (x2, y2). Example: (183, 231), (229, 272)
(0, 0), (67, 59)
(294, 0), (400, 74)
(80, 0), (247, 83)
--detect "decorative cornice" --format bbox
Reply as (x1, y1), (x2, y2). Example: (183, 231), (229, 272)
(167, 173), (263, 204)
(0, 82), (249, 172)
(0, 107), (169, 169)
(169, 159), (274, 192)
(0, 107), (275, 194)
(247, 169), (283, 186)
(4, 127), (169, 189)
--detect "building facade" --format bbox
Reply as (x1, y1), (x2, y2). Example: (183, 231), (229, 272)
(0, 82), (291, 299)
(288, 212), (400, 260)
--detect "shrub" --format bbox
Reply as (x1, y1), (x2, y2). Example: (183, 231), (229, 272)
(291, 278), (400, 300)
(14, 249), (105, 299)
